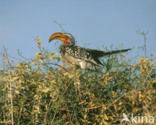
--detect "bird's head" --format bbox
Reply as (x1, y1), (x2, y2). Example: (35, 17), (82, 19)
(48, 32), (75, 45)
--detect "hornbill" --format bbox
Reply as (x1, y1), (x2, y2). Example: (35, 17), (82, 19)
(48, 32), (131, 69)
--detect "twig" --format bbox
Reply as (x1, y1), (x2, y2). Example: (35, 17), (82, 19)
(43, 62), (69, 72)
(53, 20), (65, 32)
(3, 47), (14, 125)
(87, 89), (139, 110)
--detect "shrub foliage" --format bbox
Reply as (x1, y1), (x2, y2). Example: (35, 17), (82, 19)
(0, 40), (155, 125)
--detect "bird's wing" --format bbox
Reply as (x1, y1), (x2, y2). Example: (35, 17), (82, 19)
(63, 45), (103, 66)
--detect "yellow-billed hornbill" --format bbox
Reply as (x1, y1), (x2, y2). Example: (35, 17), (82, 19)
(48, 32), (131, 69)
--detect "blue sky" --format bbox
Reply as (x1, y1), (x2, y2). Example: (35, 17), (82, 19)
(0, 0), (156, 59)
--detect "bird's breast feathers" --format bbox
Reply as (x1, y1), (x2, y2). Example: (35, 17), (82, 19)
(63, 54), (92, 69)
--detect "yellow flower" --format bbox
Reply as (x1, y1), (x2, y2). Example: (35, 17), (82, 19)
(35, 38), (41, 46)
(35, 52), (42, 57)
(50, 80), (56, 85)
(49, 53), (57, 60)
(139, 57), (147, 64)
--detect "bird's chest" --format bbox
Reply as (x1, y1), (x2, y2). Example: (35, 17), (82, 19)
(63, 55), (91, 69)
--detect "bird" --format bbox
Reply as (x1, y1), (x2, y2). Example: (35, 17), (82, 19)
(48, 32), (131, 69)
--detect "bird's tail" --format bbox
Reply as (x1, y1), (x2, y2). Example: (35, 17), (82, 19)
(87, 48), (131, 58)
(102, 48), (131, 57)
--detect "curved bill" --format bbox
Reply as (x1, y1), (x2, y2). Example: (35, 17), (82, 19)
(48, 32), (67, 43)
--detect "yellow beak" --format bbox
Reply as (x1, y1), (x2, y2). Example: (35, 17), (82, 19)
(49, 32), (68, 43)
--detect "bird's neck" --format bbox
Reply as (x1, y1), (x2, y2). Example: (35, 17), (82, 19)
(59, 44), (72, 56)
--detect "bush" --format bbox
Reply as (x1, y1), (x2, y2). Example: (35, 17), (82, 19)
(0, 40), (155, 125)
